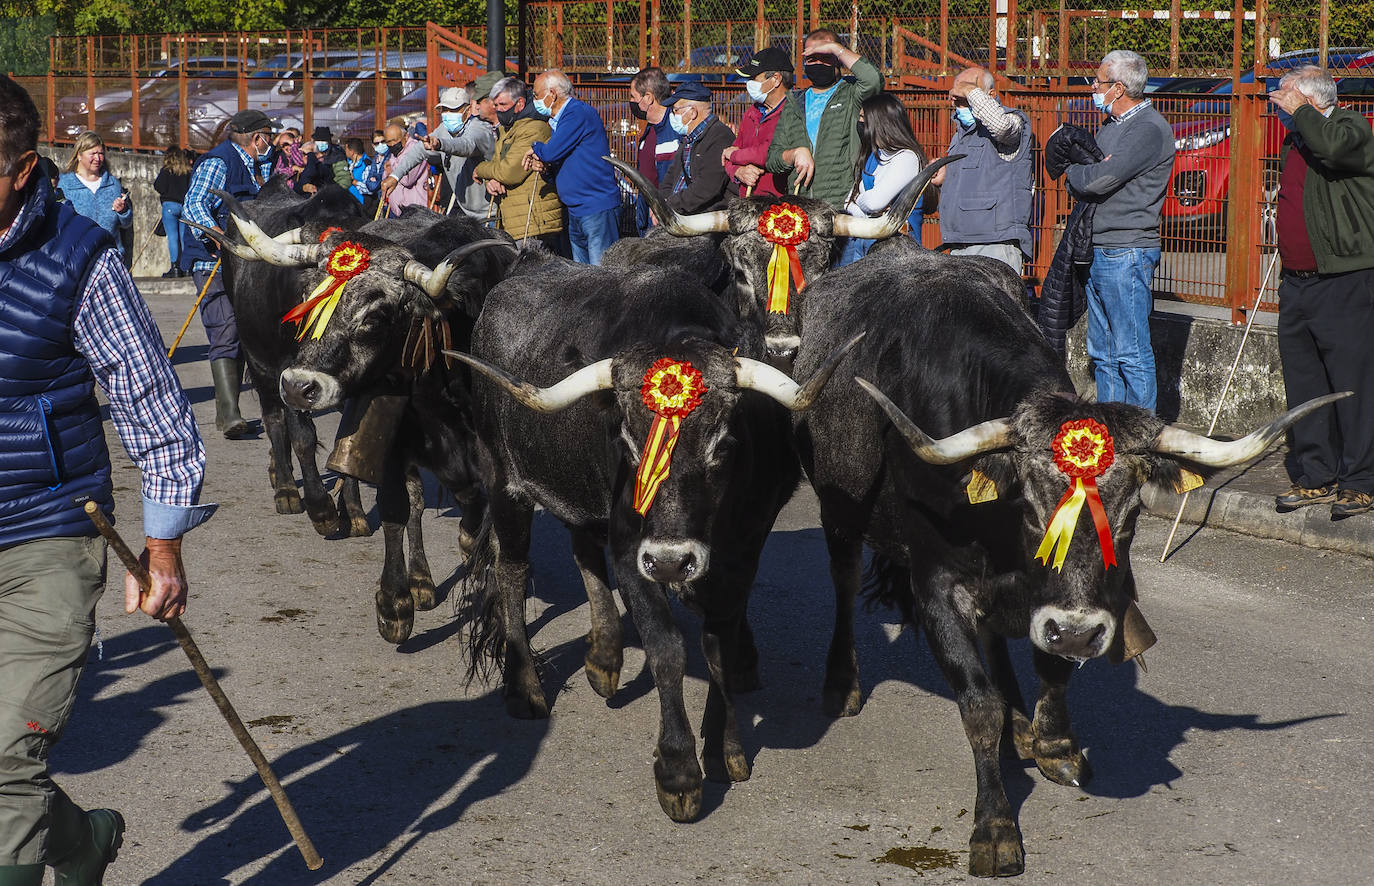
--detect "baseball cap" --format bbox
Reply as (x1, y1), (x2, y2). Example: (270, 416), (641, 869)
(436, 86), (469, 109)
(475, 71), (505, 100)
(736, 47), (795, 77)
(664, 81), (712, 105)
(228, 109), (275, 134)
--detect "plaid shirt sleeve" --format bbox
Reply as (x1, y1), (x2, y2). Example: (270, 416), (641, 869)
(72, 249), (217, 538)
(183, 156), (227, 234)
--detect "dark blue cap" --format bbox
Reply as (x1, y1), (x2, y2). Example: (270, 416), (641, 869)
(665, 81), (712, 105)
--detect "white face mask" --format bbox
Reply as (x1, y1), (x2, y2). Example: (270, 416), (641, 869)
(746, 78), (772, 103)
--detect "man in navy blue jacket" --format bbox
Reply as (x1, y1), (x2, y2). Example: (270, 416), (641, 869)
(523, 69), (621, 265)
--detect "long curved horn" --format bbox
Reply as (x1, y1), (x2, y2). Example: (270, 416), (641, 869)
(441, 351), (615, 413)
(1152, 391), (1351, 467)
(231, 215), (325, 267)
(605, 156), (730, 236)
(403, 239), (519, 301)
(856, 377), (1014, 465)
(180, 219), (261, 261)
(832, 154), (962, 241)
(735, 332), (865, 411)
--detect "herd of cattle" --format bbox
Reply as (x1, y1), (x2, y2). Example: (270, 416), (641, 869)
(196, 161), (1337, 878)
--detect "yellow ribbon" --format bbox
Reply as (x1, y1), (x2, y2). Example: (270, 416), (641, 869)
(633, 415), (682, 515)
(297, 276), (346, 341)
(1035, 478), (1088, 571)
(765, 245), (790, 313)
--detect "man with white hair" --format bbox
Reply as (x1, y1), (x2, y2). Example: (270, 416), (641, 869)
(1065, 49), (1175, 412)
(931, 65), (1034, 274)
(1269, 66), (1374, 518)
(522, 69), (621, 264)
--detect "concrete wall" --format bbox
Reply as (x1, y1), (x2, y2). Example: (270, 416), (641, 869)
(42, 145), (174, 278)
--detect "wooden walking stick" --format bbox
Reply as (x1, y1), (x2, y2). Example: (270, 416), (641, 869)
(167, 258), (220, 360)
(84, 502), (325, 871)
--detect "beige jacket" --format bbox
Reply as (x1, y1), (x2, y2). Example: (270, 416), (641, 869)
(473, 116), (564, 238)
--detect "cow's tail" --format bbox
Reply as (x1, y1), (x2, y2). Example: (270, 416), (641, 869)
(861, 553), (919, 631)
(456, 512), (503, 686)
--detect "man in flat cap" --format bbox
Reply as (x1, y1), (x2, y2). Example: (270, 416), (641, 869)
(180, 108), (277, 438)
(657, 81), (735, 213)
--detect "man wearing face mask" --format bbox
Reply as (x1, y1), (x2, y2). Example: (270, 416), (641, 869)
(764, 30), (881, 209)
(381, 86), (496, 220)
(722, 47), (793, 198)
(474, 77), (566, 251)
(1064, 49), (1174, 413)
(1268, 66), (1374, 518)
(929, 66), (1033, 274)
(523, 69), (621, 264)
(657, 81), (735, 213)
(629, 67), (675, 233)
(180, 109), (278, 438)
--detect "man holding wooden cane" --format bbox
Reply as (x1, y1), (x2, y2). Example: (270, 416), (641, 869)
(0, 75), (216, 885)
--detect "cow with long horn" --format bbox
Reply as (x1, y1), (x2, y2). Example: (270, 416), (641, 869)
(445, 244), (858, 823)
(607, 154), (957, 358)
(786, 240), (1347, 877)
(260, 205), (516, 645)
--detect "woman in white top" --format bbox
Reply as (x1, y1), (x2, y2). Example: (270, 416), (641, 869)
(836, 93), (935, 267)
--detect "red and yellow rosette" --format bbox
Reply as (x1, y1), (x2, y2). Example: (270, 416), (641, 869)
(1035, 418), (1118, 571)
(281, 241), (370, 341)
(757, 203), (809, 314)
(633, 358), (708, 516)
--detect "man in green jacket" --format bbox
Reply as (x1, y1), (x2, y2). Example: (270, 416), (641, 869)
(764, 30), (882, 209)
(1269, 65), (1374, 518)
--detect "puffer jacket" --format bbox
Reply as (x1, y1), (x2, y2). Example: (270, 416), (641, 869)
(473, 110), (565, 239)
(1038, 124), (1103, 355)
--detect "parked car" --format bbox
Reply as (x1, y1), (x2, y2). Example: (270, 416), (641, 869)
(266, 53), (432, 139)
(56, 55), (247, 140)
(1163, 49), (1374, 244)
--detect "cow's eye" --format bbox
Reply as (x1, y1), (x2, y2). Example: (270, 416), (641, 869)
(707, 434), (736, 467)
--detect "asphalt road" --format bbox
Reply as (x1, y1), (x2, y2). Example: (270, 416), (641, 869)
(57, 285), (1374, 885)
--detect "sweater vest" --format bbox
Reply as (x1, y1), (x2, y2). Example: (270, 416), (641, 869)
(0, 178), (115, 547)
(939, 110), (1035, 259)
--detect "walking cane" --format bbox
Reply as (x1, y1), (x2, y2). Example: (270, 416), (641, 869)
(1159, 247), (1282, 562)
(521, 181), (537, 247)
(167, 258), (220, 360)
(84, 502), (325, 871)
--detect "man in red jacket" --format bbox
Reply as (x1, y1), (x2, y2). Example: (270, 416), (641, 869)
(722, 47), (793, 197)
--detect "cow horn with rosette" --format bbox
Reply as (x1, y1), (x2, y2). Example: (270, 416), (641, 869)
(855, 378), (1015, 465)
(231, 215), (326, 267)
(440, 351), (615, 413)
(735, 333), (866, 410)
(832, 154), (962, 241)
(402, 239), (519, 302)
(605, 156), (730, 236)
(1151, 391), (1352, 466)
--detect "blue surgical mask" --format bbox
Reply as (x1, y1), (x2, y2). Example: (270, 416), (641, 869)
(1091, 86), (1115, 115)
(441, 111), (465, 132)
(669, 111), (690, 136)
(374, 142), (389, 155)
(1276, 108), (1294, 130)
(532, 93), (552, 116)
(315, 140), (329, 153)
(746, 79), (770, 103)
(954, 107), (976, 128)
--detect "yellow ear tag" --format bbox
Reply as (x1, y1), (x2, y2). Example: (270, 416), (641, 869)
(966, 469), (999, 504)
(1173, 468), (1205, 494)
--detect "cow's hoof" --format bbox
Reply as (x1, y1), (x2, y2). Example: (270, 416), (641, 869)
(584, 659), (620, 699)
(730, 663), (762, 693)
(822, 684), (862, 718)
(504, 690), (549, 720)
(309, 514), (339, 537)
(409, 575), (437, 611)
(1035, 748), (1092, 787)
(458, 525), (478, 560)
(274, 489), (303, 515)
(1008, 710), (1036, 760)
(654, 782), (703, 823)
(968, 818), (1024, 878)
(703, 750), (751, 784)
(375, 590), (414, 645)
(348, 516), (373, 538)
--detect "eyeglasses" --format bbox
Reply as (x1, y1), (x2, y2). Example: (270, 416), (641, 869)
(1091, 78), (1120, 88)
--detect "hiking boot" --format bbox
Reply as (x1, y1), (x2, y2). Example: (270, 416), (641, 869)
(52, 809), (124, 886)
(1275, 484), (1337, 512)
(1331, 489), (1374, 520)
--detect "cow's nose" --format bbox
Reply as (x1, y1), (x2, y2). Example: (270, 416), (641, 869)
(1038, 615), (1109, 661)
(282, 376), (320, 407)
(637, 540), (709, 583)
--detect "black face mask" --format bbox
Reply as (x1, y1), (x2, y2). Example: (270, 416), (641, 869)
(804, 62), (839, 89)
(855, 121), (868, 143)
(497, 106), (519, 128)
(630, 103), (648, 120)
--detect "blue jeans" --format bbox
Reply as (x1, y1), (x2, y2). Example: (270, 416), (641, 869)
(161, 201), (183, 267)
(834, 237), (873, 267)
(1085, 246), (1160, 411)
(569, 207), (620, 266)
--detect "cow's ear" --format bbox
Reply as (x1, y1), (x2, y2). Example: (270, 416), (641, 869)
(1147, 457), (1209, 495)
(971, 452), (1018, 499)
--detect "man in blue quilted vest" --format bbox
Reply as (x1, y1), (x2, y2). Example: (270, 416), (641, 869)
(180, 108), (276, 438)
(0, 75), (216, 886)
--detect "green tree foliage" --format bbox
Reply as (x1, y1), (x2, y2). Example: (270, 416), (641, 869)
(0, 15), (57, 74)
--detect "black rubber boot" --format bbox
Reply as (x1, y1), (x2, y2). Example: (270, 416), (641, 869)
(211, 357), (249, 439)
(0, 865), (44, 885)
(47, 790), (123, 886)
